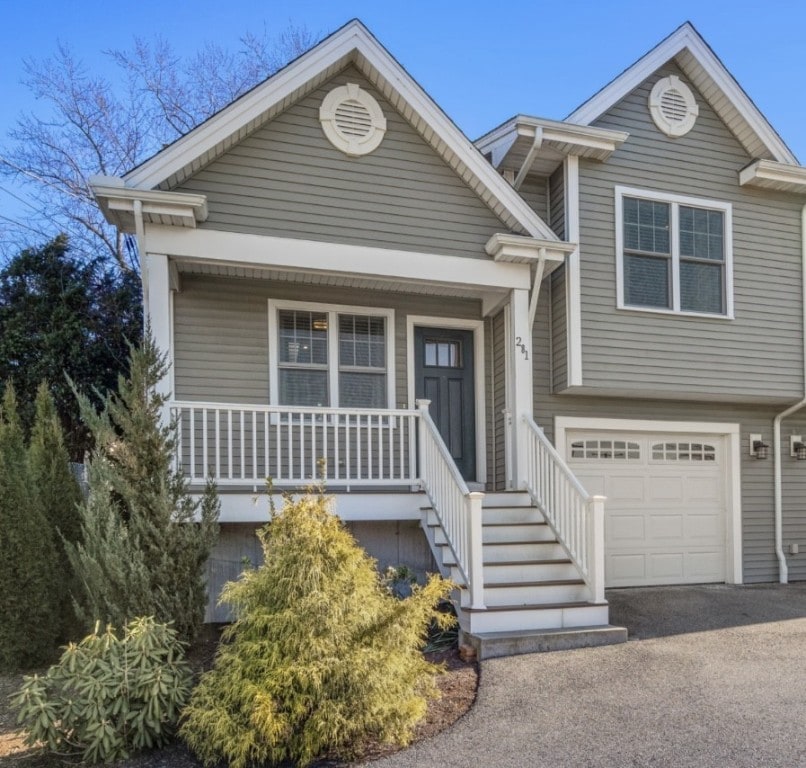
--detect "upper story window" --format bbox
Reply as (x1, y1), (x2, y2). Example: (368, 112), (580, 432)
(269, 300), (395, 409)
(615, 186), (733, 319)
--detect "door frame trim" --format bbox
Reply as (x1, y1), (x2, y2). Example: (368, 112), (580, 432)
(407, 316), (486, 485)
(555, 416), (743, 585)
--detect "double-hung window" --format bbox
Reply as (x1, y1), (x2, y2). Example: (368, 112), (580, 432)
(615, 186), (733, 318)
(269, 300), (394, 409)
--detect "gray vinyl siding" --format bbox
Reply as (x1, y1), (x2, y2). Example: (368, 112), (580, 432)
(548, 166), (565, 239)
(518, 176), (549, 223)
(491, 309), (507, 490)
(550, 269), (567, 392)
(174, 274), (482, 411)
(576, 62), (804, 400)
(173, 66), (510, 259)
(531, 294), (802, 584)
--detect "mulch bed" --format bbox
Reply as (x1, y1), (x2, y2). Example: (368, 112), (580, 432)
(0, 631), (478, 768)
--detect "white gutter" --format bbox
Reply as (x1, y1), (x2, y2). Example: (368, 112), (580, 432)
(772, 202), (806, 583)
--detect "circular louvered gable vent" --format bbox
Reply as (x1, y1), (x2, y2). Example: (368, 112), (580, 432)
(648, 75), (699, 137)
(320, 83), (387, 156)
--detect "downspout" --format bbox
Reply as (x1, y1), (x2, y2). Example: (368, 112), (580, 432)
(772, 202), (806, 584)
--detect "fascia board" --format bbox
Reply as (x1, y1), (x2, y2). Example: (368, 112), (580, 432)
(567, 23), (796, 165)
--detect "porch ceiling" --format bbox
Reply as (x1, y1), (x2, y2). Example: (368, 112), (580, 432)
(175, 258), (506, 300)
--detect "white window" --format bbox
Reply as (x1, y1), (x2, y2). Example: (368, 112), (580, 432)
(615, 186), (733, 318)
(268, 300), (395, 409)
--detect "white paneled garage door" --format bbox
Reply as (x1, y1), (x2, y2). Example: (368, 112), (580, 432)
(566, 432), (727, 587)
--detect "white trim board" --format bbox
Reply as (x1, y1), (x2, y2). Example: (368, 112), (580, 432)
(614, 185), (734, 319)
(146, 226), (532, 292)
(406, 315), (487, 485)
(123, 21), (561, 243)
(566, 22), (796, 165)
(564, 156), (583, 386)
(554, 416), (743, 585)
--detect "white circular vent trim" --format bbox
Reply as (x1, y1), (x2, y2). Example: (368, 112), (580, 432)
(648, 75), (699, 137)
(320, 83), (387, 156)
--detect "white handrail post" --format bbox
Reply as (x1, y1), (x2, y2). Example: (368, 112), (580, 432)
(588, 495), (607, 604)
(415, 399), (431, 489)
(467, 491), (486, 609)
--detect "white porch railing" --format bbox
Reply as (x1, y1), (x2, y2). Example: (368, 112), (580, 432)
(416, 400), (485, 609)
(522, 415), (606, 603)
(172, 401), (418, 487)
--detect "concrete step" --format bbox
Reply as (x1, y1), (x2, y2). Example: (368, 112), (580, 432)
(461, 624), (628, 660)
(457, 601), (610, 634)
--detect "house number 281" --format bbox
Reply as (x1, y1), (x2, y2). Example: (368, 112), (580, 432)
(515, 336), (529, 360)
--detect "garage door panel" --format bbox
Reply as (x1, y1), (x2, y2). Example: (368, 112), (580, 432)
(567, 429), (728, 588)
(648, 476), (684, 502)
(609, 514), (645, 542)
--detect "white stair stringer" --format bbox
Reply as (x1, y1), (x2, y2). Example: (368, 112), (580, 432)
(420, 491), (627, 657)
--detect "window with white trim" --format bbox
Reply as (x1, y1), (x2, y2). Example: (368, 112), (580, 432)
(270, 301), (394, 408)
(616, 187), (733, 318)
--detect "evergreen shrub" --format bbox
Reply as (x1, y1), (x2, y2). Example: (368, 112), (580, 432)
(13, 617), (192, 764)
(180, 491), (454, 768)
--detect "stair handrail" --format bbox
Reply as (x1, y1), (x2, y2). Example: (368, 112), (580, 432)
(416, 400), (485, 609)
(521, 415), (606, 603)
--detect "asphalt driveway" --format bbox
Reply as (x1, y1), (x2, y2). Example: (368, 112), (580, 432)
(365, 584), (806, 768)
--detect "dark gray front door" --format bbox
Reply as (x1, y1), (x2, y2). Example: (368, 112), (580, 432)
(414, 327), (476, 481)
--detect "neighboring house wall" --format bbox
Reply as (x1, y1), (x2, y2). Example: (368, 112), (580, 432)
(174, 274), (483, 408)
(174, 65), (511, 259)
(573, 62), (804, 400)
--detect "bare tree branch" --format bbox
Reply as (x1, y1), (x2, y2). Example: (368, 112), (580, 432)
(1, 24), (318, 271)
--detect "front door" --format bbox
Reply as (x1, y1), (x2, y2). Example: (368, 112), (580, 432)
(414, 327), (476, 481)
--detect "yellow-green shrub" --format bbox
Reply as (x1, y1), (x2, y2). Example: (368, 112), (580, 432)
(13, 617), (192, 764)
(180, 491), (454, 768)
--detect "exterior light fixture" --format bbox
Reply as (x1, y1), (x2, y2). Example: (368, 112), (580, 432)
(750, 434), (769, 459)
(791, 435), (806, 460)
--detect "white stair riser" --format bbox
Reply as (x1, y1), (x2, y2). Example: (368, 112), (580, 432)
(482, 507), (546, 525)
(458, 604), (610, 634)
(460, 582), (589, 608)
(482, 493), (533, 507)
(481, 561), (578, 582)
(441, 541), (565, 565)
(431, 525), (555, 546)
(451, 560), (578, 584)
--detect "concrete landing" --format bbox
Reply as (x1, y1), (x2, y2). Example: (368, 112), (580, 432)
(461, 624), (627, 660)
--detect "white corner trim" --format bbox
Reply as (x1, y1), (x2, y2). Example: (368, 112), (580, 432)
(564, 156), (583, 386)
(566, 23), (796, 165)
(614, 185), (734, 318)
(146, 226), (532, 291)
(319, 82), (387, 156)
(268, 298), (396, 409)
(554, 415), (743, 585)
(406, 315), (487, 485)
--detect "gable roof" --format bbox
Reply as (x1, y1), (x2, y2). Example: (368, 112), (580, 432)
(123, 19), (559, 242)
(566, 22), (797, 165)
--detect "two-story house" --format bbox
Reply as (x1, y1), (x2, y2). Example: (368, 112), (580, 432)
(92, 21), (806, 658)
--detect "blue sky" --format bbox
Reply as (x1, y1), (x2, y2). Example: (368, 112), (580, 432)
(1, 0), (805, 246)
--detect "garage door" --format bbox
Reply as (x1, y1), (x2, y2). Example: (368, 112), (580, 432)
(566, 432), (727, 587)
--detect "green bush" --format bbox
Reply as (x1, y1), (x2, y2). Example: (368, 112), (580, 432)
(180, 491), (454, 768)
(13, 616), (192, 764)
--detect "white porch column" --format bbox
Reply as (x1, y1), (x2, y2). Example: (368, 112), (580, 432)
(509, 288), (534, 489)
(143, 252), (174, 420)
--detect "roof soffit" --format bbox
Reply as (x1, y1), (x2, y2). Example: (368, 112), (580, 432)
(566, 22), (797, 165)
(122, 20), (559, 242)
